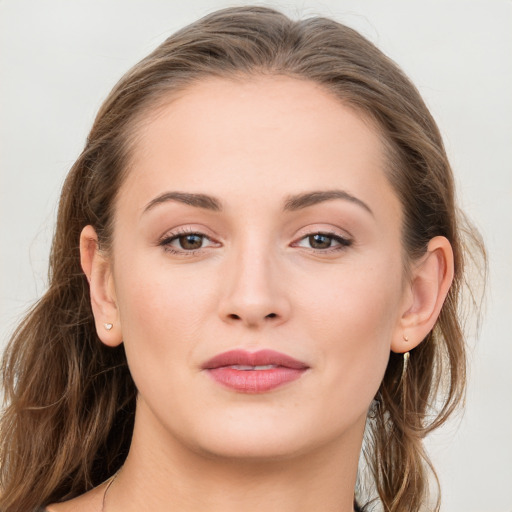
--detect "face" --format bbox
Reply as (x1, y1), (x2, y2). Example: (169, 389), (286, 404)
(108, 76), (407, 460)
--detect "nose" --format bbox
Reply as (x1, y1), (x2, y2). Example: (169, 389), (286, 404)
(217, 243), (291, 329)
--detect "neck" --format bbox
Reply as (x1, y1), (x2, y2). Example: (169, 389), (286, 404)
(107, 400), (364, 512)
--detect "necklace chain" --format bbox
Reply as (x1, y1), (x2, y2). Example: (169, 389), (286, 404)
(99, 468), (354, 511)
(101, 470), (120, 512)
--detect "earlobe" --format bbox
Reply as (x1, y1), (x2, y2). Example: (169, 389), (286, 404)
(80, 225), (123, 347)
(391, 236), (454, 353)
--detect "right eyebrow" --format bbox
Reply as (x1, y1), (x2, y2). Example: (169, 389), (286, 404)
(142, 191), (223, 214)
(283, 189), (374, 216)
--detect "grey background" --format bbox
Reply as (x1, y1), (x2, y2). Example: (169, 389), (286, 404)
(1, 1), (511, 510)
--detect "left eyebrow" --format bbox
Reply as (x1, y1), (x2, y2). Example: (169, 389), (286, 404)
(142, 191), (223, 214)
(283, 190), (374, 216)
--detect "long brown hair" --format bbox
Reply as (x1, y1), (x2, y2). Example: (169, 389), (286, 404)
(0, 6), (485, 512)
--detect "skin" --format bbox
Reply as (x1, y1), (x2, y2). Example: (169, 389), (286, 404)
(49, 76), (453, 512)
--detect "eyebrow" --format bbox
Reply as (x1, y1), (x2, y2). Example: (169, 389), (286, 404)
(283, 190), (373, 216)
(143, 191), (222, 214)
(142, 189), (373, 216)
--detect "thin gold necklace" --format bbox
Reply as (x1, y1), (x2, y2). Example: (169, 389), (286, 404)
(101, 470), (120, 512)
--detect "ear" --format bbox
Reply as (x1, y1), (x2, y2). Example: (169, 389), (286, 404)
(80, 225), (123, 347)
(391, 236), (454, 354)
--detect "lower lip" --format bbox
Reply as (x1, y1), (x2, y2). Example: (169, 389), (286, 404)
(205, 367), (306, 393)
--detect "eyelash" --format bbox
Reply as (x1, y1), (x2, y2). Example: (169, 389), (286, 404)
(158, 228), (352, 256)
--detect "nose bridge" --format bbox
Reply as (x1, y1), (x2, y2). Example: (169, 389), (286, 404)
(219, 231), (289, 327)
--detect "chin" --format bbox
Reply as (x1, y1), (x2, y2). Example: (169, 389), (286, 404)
(179, 409), (346, 463)
(193, 430), (312, 462)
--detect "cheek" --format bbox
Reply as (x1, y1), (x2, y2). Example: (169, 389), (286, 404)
(112, 256), (217, 386)
(297, 257), (403, 411)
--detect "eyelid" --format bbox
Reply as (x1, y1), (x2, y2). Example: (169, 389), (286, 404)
(158, 225), (217, 242)
(293, 224), (353, 241)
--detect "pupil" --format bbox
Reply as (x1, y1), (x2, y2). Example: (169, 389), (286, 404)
(180, 234), (203, 250)
(309, 234), (331, 249)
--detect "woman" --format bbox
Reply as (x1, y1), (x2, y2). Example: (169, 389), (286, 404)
(0, 6), (485, 512)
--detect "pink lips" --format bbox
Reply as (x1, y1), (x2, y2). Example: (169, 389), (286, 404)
(202, 349), (309, 393)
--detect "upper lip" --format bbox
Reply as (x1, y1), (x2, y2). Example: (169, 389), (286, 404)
(201, 349), (309, 370)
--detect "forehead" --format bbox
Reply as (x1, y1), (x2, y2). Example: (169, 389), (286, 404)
(121, 76), (400, 223)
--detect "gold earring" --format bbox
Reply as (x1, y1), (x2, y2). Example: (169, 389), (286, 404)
(401, 351), (410, 380)
(104, 323), (113, 331)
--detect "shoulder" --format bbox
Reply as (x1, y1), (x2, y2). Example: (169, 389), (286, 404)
(44, 482), (106, 512)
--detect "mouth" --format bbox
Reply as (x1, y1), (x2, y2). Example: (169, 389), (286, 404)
(201, 349), (309, 393)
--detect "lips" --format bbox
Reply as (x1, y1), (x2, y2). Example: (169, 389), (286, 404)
(202, 349), (309, 393)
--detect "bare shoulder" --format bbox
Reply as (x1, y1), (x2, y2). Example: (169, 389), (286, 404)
(45, 482), (106, 512)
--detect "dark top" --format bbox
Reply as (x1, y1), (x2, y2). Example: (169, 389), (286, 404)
(38, 501), (363, 511)
(38, 505), (363, 511)
(36, 504), (361, 512)
(38, 507), (362, 511)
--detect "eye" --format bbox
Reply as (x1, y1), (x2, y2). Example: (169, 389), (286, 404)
(173, 233), (206, 250)
(159, 229), (219, 254)
(294, 232), (352, 251)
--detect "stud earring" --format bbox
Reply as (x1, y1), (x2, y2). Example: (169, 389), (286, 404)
(104, 323), (113, 331)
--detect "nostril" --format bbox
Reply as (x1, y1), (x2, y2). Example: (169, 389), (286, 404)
(225, 312), (278, 322)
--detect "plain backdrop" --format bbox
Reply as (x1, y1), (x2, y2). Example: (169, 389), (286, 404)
(1, 1), (511, 511)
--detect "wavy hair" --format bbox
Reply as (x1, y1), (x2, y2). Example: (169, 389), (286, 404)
(0, 6), (485, 512)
